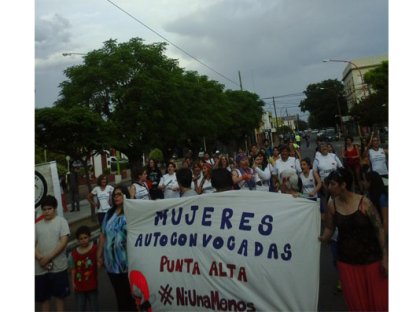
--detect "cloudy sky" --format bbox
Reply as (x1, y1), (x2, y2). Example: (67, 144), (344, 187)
(34, 0), (388, 120)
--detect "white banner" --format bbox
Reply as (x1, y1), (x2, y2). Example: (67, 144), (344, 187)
(126, 191), (320, 311)
(35, 161), (63, 219)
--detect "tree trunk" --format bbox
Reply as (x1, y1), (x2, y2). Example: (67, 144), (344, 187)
(129, 158), (143, 180)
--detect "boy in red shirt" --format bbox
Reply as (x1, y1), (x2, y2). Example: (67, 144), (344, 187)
(69, 226), (99, 311)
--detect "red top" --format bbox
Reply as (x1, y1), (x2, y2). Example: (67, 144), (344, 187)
(70, 244), (98, 292)
(343, 145), (360, 167)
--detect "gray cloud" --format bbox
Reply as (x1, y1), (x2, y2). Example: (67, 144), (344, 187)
(157, 0), (387, 117)
(165, 0), (387, 77)
(35, 14), (72, 59)
(34, 0), (387, 112)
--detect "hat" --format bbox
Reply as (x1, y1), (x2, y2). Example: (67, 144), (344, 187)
(236, 153), (248, 163)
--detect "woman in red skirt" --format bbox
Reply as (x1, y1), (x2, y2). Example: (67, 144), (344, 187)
(319, 167), (388, 311)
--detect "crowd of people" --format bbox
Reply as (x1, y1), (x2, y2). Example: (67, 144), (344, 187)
(35, 133), (389, 311)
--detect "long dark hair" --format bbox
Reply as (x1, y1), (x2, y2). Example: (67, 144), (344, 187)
(111, 184), (130, 207)
(103, 185), (130, 224)
(256, 151), (269, 170)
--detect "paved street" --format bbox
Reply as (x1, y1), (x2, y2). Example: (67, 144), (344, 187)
(36, 135), (349, 311)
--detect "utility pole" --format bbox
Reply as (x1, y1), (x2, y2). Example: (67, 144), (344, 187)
(272, 97), (279, 130)
(238, 71), (243, 91)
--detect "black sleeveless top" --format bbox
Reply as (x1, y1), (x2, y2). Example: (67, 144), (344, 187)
(334, 196), (382, 264)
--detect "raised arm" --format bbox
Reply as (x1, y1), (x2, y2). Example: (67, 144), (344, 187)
(254, 166), (271, 181)
(295, 149), (302, 161)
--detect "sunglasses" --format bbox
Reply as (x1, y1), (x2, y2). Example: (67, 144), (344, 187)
(113, 192), (124, 198)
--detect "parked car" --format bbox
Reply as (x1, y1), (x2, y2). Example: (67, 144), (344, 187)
(317, 128), (338, 142)
(324, 129), (339, 142)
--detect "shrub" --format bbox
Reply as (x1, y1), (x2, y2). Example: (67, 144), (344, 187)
(148, 148), (164, 163)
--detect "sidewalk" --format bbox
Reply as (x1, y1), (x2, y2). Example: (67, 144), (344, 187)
(63, 199), (92, 224)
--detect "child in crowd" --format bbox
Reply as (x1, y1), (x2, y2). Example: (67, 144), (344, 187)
(35, 195), (71, 311)
(299, 157), (322, 200)
(69, 226), (99, 311)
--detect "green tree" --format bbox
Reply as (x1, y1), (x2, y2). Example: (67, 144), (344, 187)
(350, 61), (388, 127)
(35, 106), (111, 221)
(56, 38), (187, 170)
(364, 60), (388, 104)
(299, 79), (347, 129)
(55, 38), (264, 165)
(219, 90), (264, 150)
(35, 145), (69, 176)
(350, 93), (387, 127)
(148, 148), (164, 163)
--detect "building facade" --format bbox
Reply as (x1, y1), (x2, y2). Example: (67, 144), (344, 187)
(342, 54), (388, 110)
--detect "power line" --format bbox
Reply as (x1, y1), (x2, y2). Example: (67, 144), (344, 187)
(263, 101), (303, 105)
(105, 0), (240, 87)
(265, 104), (302, 109)
(261, 92), (305, 100)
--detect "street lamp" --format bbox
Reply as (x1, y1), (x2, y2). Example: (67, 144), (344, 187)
(65, 155), (71, 185)
(322, 59), (368, 98)
(62, 52), (87, 56)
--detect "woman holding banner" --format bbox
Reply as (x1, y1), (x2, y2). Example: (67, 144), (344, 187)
(97, 185), (137, 311)
(319, 168), (388, 311)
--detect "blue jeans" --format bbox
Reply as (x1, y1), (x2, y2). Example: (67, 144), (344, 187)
(75, 290), (99, 311)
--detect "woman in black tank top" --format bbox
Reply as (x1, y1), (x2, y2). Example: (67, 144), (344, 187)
(319, 168), (388, 311)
